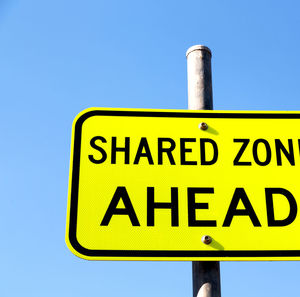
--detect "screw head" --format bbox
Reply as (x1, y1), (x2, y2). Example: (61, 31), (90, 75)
(202, 235), (212, 245)
(199, 122), (208, 130)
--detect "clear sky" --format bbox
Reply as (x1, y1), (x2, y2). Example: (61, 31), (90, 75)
(1, 0), (300, 296)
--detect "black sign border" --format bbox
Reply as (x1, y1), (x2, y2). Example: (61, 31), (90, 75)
(68, 109), (300, 259)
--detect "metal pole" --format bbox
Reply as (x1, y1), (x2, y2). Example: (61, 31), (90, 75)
(186, 45), (221, 297)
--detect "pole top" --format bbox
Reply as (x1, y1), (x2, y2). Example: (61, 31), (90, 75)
(186, 45), (212, 57)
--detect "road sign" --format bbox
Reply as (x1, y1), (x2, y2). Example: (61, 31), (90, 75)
(66, 108), (300, 261)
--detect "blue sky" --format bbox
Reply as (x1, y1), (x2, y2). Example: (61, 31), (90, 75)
(1, 0), (300, 296)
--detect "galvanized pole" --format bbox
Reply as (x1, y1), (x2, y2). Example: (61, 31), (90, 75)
(186, 45), (221, 297)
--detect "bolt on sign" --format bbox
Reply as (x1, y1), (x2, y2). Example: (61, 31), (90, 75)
(66, 108), (300, 261)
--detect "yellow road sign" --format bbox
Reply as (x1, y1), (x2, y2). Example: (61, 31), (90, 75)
(66, 108), (300, 261)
